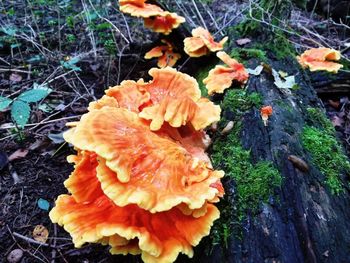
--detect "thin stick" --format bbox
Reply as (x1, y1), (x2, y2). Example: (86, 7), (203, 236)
(0, 115), (81, 130)
(88, 0), (130, 44)
(12, 232), (50, 247)
(191, 0), (207, 29)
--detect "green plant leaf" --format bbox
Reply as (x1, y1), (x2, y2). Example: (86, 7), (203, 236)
(11, 100), (31, 127)
(17, 85), (52, 103)
(0, 96), (12, 110)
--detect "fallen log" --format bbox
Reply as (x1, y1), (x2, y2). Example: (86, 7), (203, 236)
(181, 2), (350, 262)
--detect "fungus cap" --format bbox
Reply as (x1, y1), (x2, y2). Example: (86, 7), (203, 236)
(63, 107), (224, 212)
(297, 47), (343, 73)
(144, 12), (185, 35)
(183, 27), (227, 57)
(203, 51), (249, 95)
(145, 41), (181, 68)
(260, 106), (273, 126)
(50, 194), (220, 263)
(191, 27), (228, 52)
(119, 0), (164, 18)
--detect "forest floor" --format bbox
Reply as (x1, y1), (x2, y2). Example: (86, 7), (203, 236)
(1, 0), (350, 262)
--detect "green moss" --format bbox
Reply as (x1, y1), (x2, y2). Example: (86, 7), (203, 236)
(251, 32), (296, 60)
(233, 19), (261, 37)
(212, 132), (282, 221)
(221, 89), (262, 112)
(237, 162), (282, 218)
(230, 48), (267, 63)
(208, 89), (281, 248)
(340, 58), (350, 70)
(195, 63), (219, 97)
(302, 126), (350, 194)
(275, 100), (293, 113)
(306, 107), (335, 135)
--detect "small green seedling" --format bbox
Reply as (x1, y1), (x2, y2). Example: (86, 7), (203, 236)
(0, 83), (52, 127)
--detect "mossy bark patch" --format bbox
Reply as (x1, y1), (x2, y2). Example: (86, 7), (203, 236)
(302, 108), (350, 194)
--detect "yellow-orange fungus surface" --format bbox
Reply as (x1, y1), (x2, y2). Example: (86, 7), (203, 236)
(63, 107), (223, 211)
(144, 12), (185, 35)
(51, 66), (224, 263)
(145, 40), (181, 68)
(119, 0), (163, 18)
(183, 27), (227, 57)
(260, 105), (273, 116)
(297, 47), (343, 73)
(105, 81), (150, 112)
(50, 195), (219, 263)
(64, 151), (103, 203)
(204, 51), (249, 95)
(138, 67), (220, 130)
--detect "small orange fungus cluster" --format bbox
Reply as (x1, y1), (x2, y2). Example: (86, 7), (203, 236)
(297, 47), (343, 73)
(204, 51), (249, 95)
(184, 27), (228, 57)
(144, 40), (181, 68)
(50, 67), (224, 263)
(260, 106), (273, 126)
(119, 0), (185, 35)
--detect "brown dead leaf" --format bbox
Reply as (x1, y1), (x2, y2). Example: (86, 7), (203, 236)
(236, 38), (251, 46)
(9, 73), (22, 83)
(329, 99), (340, 109)
(33, 225), (49, 243)
(8, 149), (29, 162)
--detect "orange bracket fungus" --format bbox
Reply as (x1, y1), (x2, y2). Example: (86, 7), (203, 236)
(297, 47), (343, 73)
(119, 0), (185, 35)
(144, 40), (181, 68)
(119, 0), (163, 18)
(184, 27), (228, 57)
(260, 106), (273, 126)
(137, 67), (221, 131)
(50, 67), (224, 263)
(203, 51), (249, 95)
(144, 12), (185, 35)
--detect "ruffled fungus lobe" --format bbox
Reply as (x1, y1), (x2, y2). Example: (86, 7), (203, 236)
(297, 47), (343, 73)
(64, 107), (224, 211)
(137, 67), (221, 131)
(184, 27), (228, 57)
(50, 195), (219, 263)
(105, 81), (150, 112)
(51, 66), (224, 263)
(64, 151), (103, 203)
(119, 0), (163, 18)
(144, 12), (185, 35)
(260, 106), (273, 126)
(203, 51), (249, 95)
(144, 40), (181, 68)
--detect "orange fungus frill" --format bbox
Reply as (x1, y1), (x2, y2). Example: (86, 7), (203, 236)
(144, 40), (181, 68)
(137, 67), (221, 131)
(184, 27), (228, 57)
(297, 47), (343, 73)
(63, 108), (224, 211)
(119, 0), (163, 18)
(119, 0), (185, 35)
(144, 12), (185, 35)
(50, 66), (224, 263)
(203, 51), (249, 95)
(260, 105), (273, 126)
(50, 195), (219, 263)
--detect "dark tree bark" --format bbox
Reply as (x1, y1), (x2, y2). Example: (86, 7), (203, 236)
(187, 59), (350, 263)
(179, 2), (350, 262)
